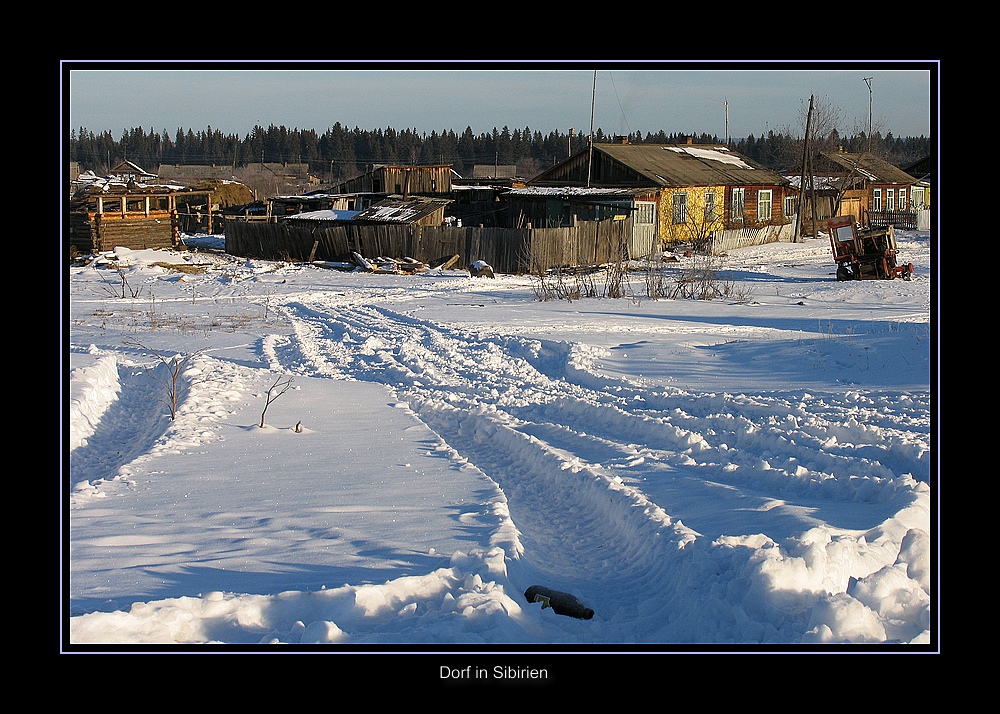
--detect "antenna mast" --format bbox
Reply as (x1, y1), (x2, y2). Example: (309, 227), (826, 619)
(863, 77), (873, 152)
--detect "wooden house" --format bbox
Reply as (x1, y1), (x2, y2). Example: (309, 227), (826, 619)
(333, 165), (452, 197)
(812, 150), (919, 229)
(528, 140), (793, 249)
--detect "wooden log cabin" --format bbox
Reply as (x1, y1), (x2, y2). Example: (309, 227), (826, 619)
(69, 187), (215, 255)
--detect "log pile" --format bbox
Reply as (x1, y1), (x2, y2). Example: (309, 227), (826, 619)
(312, 252), (464, 274)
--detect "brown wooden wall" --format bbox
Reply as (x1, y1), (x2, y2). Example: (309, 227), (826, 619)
(223, 219), (632, 274)
(69, 212), (179, 254)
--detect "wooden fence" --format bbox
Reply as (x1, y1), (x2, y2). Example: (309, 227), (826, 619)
(224, 218), (635, 274)
(707, 222), (795, 255)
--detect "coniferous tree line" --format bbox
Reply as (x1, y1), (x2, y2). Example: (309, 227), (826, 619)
(68, 123), (931, 184)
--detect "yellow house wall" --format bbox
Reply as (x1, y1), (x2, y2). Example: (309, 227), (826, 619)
(658, 186), (727, 244)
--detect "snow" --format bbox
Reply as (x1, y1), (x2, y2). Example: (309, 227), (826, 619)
(65, 229), (935, 656)
(665, 145), (753, 168)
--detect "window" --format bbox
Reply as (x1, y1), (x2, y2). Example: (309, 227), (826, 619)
(704, 192), (716, 222)
(873, 188), (882, 211)
(757, 190), (772, 221)
(732, 187), (745, 221)
(911, 186), (925, 209)
(672, 193), (687, 224)
(898, 187), (907, 210)
(887, 188), (895, 211)
(784, 195), (796, 218)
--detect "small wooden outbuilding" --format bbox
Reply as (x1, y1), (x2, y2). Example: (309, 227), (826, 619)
(333, 164), (453, 196)
(69, 186), (214, 255)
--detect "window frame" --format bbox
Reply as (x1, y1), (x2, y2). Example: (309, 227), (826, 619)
(731, 187), (745, 222)
(757, 189), (772, 222)
(672, 192), (687, 224)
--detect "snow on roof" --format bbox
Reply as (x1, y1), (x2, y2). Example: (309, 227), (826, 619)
(73, 174), (189, 193)
(507, 186), (640, 196)
(665, 145), (753, 169)
(285, 209), (359, 221)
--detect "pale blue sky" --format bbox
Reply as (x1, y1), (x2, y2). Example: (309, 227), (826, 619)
(66, 61), (936, 141)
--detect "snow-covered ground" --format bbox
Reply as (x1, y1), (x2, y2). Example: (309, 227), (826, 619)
(65, 230), (934, 655)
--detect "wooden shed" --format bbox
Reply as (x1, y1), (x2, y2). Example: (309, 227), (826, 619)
(69, 186), (214, 255)
(501, 186), (659, 259)
(334, 165), (453, 196)
(351, 194), (453, 227)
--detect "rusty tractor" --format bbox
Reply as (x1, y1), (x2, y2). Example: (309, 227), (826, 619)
(827, 215), (914, 281)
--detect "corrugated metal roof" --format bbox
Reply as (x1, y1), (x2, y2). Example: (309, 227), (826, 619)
(352, 195), (451, 223)
(284, 209), (360, 222)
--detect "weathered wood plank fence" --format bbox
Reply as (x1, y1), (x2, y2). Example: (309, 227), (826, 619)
(224, 218), (636, 274)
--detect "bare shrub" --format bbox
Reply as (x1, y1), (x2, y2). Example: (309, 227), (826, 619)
(259, 375), (294, 428)
(123, 338), (202, 421)
(666, 254), (753, 302)
(97, 263), (143, 299)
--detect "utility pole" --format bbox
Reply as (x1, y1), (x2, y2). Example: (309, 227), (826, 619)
(795, 95), (814, 243)
(587, 70), (596, 188)
(863, 77), (873, 152)
(724, 98), (729, 146)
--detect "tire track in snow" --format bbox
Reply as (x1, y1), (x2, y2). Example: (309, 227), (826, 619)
(271, 297), (700, 579)
(267, 293), (929, 613)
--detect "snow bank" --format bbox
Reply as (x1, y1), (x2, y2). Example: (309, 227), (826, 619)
(69, 350), (120, 451)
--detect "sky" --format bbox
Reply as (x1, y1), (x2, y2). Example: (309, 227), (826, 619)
(65, 60), (936, 142)
(66, 226), (934, 653)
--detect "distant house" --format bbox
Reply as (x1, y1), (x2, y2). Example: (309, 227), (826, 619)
(528, 140), (793, 250)
(902, 155), (932, 216)
(812, 150), (919, 229)
(109, 160), (158, 183)
(157, 163), (237, 185)
(158, 162), (320, 198)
